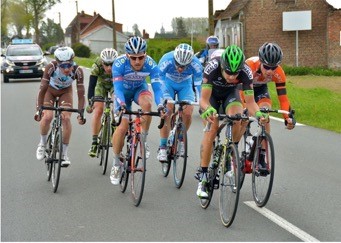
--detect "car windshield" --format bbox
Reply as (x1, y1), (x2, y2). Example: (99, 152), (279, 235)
(6, 45), (42, 56)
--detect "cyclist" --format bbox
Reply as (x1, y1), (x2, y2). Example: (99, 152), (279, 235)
(110, 36), (164, 185)
(245, 42), (296, 131)
(34, 47), (86, 167)
(196, 45), (267, 198)
(243, 42), (296, 172)
(157, 43), (203, 162)
(195, 35), (220, 67)
(87, 48), (119, 157)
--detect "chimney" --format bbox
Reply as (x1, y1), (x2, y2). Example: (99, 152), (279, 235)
(94, 11), (97, 16)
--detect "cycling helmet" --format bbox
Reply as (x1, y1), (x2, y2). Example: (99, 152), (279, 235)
(54, 47), (74, 62)
(221, 45), (245, 73)
(174, 43), (194, 66)
(258, 42), (283, 67)
(100, 48), (118, 63)
(124, 36), (147, 54)
(206, 35), (219, 48)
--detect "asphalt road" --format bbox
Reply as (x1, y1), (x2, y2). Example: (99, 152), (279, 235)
(1, 72), (341, 241)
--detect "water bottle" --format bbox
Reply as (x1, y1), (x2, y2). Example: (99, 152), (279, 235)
(167, 127), (176, 146)
(245, 136), (253, 154)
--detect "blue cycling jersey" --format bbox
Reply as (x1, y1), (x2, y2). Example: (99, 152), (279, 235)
(112, 54), (163, 106)
(158, 51), (203, 101)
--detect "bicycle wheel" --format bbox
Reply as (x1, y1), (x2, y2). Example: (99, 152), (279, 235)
(45, 127), (54, 181)
(200, 169), (215, 209)
(130, 134), (146, 206)
(161, 147), (171, 177)
(251, 133), (275, 207)
(100, 116), (111, 175)
(219, 144), (240, 227)
(173, 122), (187, 188)
(51, 126), (62, 193)
(120, 151), (129, 193)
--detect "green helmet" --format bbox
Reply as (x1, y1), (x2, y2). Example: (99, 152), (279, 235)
(221, 45), (245, 73)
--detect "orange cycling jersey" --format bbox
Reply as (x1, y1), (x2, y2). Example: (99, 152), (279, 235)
(245, 56), (290, 119)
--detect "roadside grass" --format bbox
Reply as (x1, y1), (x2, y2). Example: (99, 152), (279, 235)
(268, 81), (341, 133)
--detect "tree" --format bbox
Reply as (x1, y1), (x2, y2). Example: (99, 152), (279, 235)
(40, 18), (64, 47)
(25, 0), (61, 45)
(173, 17), (188, 38)
(1, 0), (9, 45)
(132, 24), (142, 37)
(8, 0), (33, 38)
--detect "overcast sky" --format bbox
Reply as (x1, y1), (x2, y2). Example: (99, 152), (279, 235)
(46, 0), (341, 38)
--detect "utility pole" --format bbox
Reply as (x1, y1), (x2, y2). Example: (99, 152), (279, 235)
(112, 0), (117, 49)
(75, 0), (80, 43)
(58, 12), (61, 26)
(208, 0), (214, 35)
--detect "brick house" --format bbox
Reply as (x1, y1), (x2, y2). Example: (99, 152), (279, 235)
(65, 11), (128, 54)
(214, 0), (341, 69)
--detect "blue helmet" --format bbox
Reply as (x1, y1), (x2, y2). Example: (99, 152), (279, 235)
(125, 36), (147, 54)
(206, 36), (219, 48)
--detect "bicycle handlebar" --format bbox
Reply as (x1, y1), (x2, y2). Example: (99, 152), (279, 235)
(40, 106), (81, 114)
(204, 113), (249, 132)
(90, 96), (113, 104)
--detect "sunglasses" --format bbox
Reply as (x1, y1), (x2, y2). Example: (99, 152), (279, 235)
(224, 69), (240, 76)
(129, 55), (145, 61)
(175, 60), (188, 69)
(103, 62), (113, 66)
(263, 64), (278, 70)
(58, 62), (73, 69)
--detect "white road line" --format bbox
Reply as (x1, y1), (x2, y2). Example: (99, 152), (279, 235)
(270, 116), (304, 126)
(244, 201), (319, 242)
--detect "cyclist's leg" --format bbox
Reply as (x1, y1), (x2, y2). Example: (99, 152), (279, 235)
(254, 85), (272, 134)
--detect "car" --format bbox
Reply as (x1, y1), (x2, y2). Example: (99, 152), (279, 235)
(48, 45), (59, 55)
(1, 39), (49, 83)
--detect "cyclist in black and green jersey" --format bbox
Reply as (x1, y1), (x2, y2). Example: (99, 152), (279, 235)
(87, 48), (118, 157)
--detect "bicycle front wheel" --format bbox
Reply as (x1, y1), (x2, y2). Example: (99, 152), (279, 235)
(219, 144), (240, 227)
(173, 122), (187, 188)
(252, 133), (275, 207)
(51, 126), (62, 193)
(100, 116), (111, 175)
(45, 127), (54, 181)
(130, 134), (146, 207)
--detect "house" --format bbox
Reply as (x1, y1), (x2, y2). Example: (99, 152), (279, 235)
(214, 0), (341, 69)
(64, 11), (129, 54)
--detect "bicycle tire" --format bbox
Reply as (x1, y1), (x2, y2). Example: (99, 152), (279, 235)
(97, 124), (103, 165)
(219, 143), (241, 227)
(45, 128), (53, 181)
(100, 116), (111, 175)
(120, 151), (129, 193)
(161, 149), (171, 177)
(173, 122), (187, 188)
(251, 132), (275, 207)
(51, 125), (62, 193)
(131, 134), (146, 206)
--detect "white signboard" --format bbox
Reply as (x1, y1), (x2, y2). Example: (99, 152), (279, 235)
(283, 11), (312, 31)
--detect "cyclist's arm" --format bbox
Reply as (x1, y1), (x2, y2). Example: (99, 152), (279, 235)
(75, 66), (85, 111)
(199, 78), (212, 111)
(112, 78), (126, 105)
(88, 75), (98, 102)
(273, 68), (290, 119)
(151, 79), (163, 106)
(35, 64), (53, 110)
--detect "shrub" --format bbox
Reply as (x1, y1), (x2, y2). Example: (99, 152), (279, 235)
(72, 43), (91, 58)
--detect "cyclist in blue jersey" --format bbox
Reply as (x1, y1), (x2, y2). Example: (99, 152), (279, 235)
(195, 35), (219, 67)
(157, 43), (203, 162)
(110, 36), (164, 185)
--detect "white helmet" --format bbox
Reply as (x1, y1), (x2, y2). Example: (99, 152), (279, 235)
(174, 43), (194, 66)
(100, 48), (118, 63)
(54, 47), (74, 62)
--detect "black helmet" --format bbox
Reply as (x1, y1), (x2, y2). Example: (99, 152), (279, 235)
(258, 42), (283, 67)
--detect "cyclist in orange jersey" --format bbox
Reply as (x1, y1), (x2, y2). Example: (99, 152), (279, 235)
(245, 42), (296, 132)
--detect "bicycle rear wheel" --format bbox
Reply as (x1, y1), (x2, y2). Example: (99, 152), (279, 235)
(51, 126), (62, 193)
(100, 116), (111, 175)
(252, 133), (275, 207)
(173, 122), (187, 188)
(219, 144), (240, 227)
(130, 134), (146, 206)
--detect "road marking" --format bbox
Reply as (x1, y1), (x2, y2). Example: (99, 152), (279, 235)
(244, 201), (319, 242)
(270, 116), (304, 126)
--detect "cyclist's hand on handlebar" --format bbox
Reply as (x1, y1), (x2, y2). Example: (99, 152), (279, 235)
(77, 109), (86, 125)
(255, 111), (269, 125)
(200, 106), (217, 123)
(285, 117), (296, 130)
(119, 103), (127, 112)
(86, 99), (94, 114)
(157, 104), (167, 118)
(34, 107), (43, 122)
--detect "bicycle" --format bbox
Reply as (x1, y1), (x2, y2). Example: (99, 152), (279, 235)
(239, 108), (295, 207)
(90, 95), (114, 175)
(117, 108), (164, 207)
(199, 113), (244, 228)
(161, 100), (192, 189)
(41, 100), (84, 193)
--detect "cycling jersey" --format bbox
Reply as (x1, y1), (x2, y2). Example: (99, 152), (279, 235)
(245, 56), (290, 118)
(36, 60), (85, 111)
(90, 57), (113, 98)
(196, 48), (218, 66)
(158, 51), (203, 102)
(112, 54), (163, 109)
